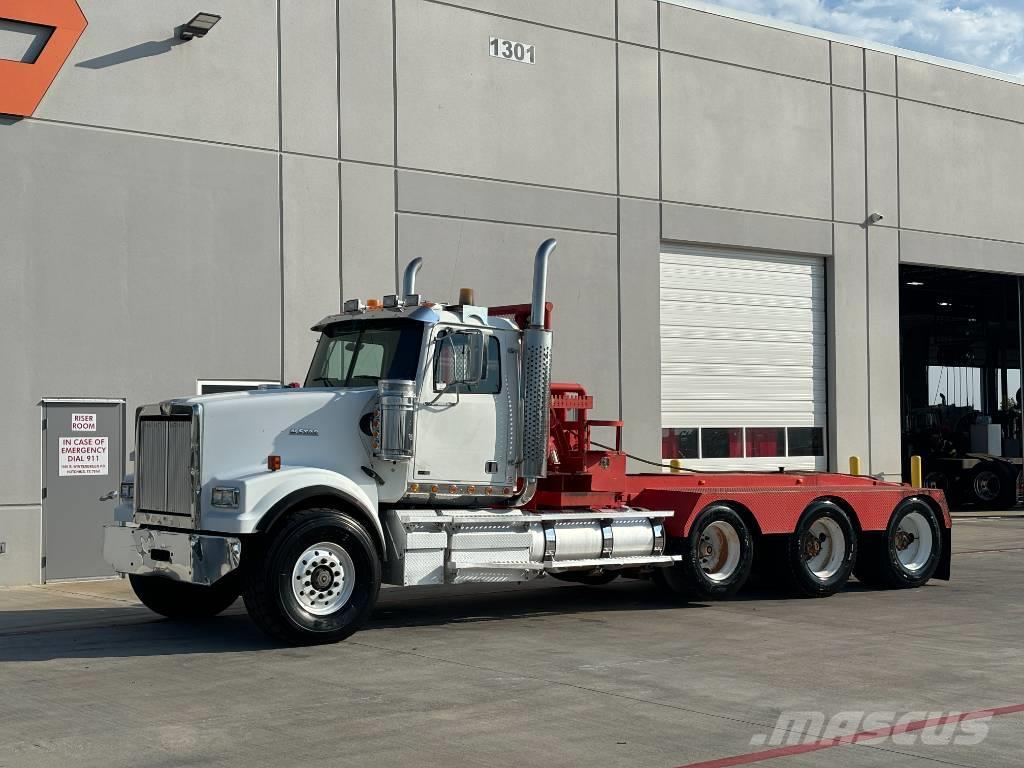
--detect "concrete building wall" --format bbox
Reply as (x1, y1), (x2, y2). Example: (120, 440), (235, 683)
(2, 0), (1023, 584)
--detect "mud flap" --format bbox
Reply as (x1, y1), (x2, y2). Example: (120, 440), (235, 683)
(935, 523), (952, 581)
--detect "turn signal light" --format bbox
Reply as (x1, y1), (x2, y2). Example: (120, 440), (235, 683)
(410, 483), (420, 492)
(267, 455), (282, 471)
(430, 485), (439, 494)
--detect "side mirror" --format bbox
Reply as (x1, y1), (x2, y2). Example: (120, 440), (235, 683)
(434, 330), (485, 389)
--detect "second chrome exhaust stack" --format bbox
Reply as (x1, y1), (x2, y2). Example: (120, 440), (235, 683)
(520, 238), (557, 481)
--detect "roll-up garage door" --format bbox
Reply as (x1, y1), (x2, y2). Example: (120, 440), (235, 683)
(660, 246), (828, 471)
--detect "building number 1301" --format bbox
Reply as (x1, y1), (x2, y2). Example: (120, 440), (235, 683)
(489, 36), (536, 64)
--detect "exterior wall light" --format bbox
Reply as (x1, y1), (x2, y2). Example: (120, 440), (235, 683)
(180, 12), (221, 40)
(866, 212), (884, 225)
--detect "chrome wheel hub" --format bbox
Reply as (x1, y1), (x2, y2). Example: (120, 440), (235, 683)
(894, 511), (934, 574)
(698, 521), (741, 583)
(973, 471), (1001, 502)
(802, 518), (846, 581)
(291, 542), (355, 617)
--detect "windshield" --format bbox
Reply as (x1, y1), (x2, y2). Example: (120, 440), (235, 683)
(305, 318), (424, 388)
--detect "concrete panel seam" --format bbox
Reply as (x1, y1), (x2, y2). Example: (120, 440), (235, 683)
(336, 0), (342, 161)
(616, 197), (623, 420)
(897, 225), (1024, 249)
(828, 48), (835, 223)
(278, 153), (285, 383)
(657, 11), (663, 205)
(338, 159), (344, 303)
(396, 164), (623, 201)
(421, 0), (616, 41)
(662, 199), (836, 225)
(659, 48), (832, 88)
(615, 41), (620, 196)
(394, 208), (617, 236)
(277, 0), (284, 381)
(277, 0), (283, 153)
(897, 96), (1024, 128)
(22, 116), (283, 155)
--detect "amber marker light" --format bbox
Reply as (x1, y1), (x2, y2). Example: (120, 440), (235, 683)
(267, 455), (282, 471)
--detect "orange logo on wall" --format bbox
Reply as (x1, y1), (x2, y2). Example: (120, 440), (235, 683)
(0, 0), (87, 117)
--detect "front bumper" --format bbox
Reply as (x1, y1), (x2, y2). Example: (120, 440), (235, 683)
(103, 525), (241, 585)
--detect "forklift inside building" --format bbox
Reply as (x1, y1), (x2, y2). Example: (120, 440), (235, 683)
(900, 265), (1023, 509)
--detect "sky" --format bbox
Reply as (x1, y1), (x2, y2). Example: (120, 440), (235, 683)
(707, 0), (1024, 77)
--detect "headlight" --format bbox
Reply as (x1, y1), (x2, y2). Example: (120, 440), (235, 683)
(120, 481), (134, 501)
(211, 486), (240, 508)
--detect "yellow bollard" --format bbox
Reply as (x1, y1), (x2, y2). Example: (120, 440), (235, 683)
(910, 455), (923, 488)
(849, 455), (861, 476)
(670, 459), (683, 474)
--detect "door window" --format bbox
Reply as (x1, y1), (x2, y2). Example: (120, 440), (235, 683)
(434, 334), (501, 395)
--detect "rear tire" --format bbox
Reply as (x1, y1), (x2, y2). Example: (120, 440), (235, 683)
(242, 507), (381, 645)
(785, 501), (857, 597)
(854, 499), (942, 589)
(129, 572), (240, 619)
(968, 462), (1017, 510)
(657, 505), (754, 600)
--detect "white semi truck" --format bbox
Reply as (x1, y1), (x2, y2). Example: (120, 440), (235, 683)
(104, 240), (951, 645)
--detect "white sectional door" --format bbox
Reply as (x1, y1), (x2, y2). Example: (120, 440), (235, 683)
(659, 246), (828, 471)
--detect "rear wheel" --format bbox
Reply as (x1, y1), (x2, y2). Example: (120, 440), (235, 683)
(129, 572), (240, 619)
(855, 499), (943, 589)
(657, 505), (753, 600)
(243, 507), (381, 645)
(968, 462), (1017, 510)
(785, 501), (857, 597)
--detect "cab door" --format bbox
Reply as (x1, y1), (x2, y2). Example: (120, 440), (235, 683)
(413, 326), (517, 490)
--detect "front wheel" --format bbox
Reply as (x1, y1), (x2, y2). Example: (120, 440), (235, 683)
(657, 505), (754, 600)
(129, 572), (240, 619)
(243, 507), (381, 645)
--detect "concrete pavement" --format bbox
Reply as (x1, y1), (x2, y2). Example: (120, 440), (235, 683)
(0, 517), (1021, 768)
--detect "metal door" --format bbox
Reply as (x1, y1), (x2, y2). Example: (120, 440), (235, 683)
(41, 399), (125, 580)
(414, 328), (518, 489)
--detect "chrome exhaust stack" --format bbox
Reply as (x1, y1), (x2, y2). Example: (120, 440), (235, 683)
(402, 257), (423, 301)
(519, 238), (557, 482)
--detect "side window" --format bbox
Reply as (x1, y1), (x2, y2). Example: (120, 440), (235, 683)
(433, 334), (501, 394)
(466, 336), (501, 395)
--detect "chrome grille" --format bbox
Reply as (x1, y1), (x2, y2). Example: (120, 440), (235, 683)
(137, 417), (194, 518)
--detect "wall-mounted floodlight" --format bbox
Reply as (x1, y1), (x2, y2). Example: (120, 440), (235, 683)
(180, 12), (221, 40)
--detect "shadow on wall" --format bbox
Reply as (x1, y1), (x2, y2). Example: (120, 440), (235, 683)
(76, 30), (186, 69)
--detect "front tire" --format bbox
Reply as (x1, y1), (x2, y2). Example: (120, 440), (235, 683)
(129, 572), (240, 619)
(855, 499), (942, 589)
(785, 501), (857, 597)
(657, 505), (754, 600)
(243, 507), (381, 645)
